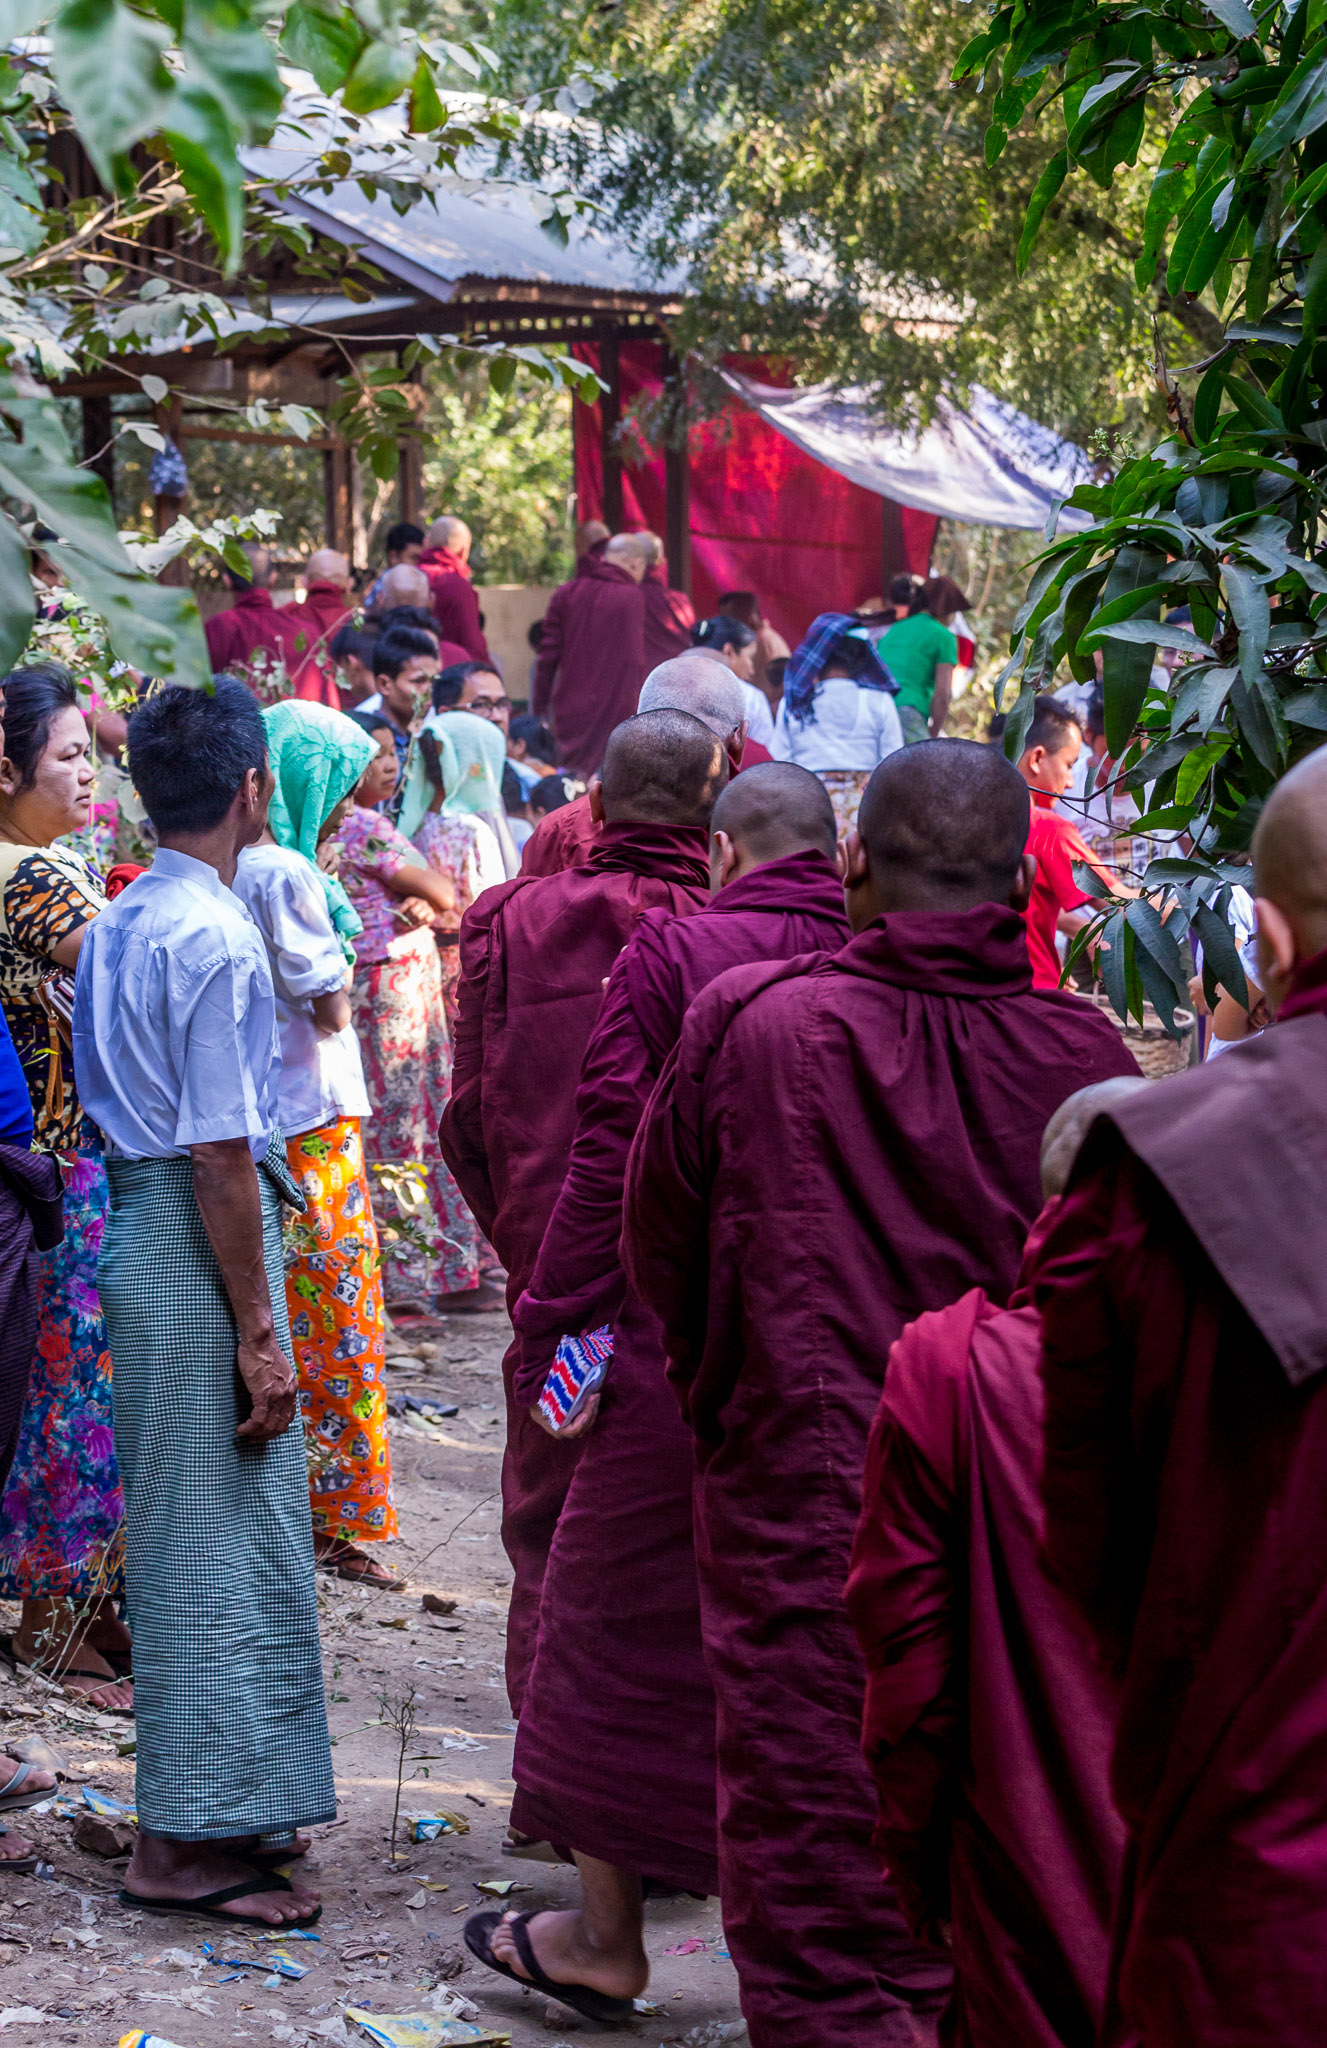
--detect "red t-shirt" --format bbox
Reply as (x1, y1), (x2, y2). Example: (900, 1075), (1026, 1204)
(1023, 794), (1096, 989)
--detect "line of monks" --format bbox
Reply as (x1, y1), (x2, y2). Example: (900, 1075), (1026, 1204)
(437, 654), (1327, 2048)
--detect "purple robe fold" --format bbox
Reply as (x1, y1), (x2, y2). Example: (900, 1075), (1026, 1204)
(507, 851), (850, 1889)
(1035, 966), (1327, 2048)
(622, 904), (1139, 2048)
(438, 821), (709, 1709)
(846, 1285), (1123, 2047)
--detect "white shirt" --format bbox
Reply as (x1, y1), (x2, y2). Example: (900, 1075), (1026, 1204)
(770, 677), (904, 772)
(72, 847), (281, 1160)
(233, 844), (369, 1137)
(740, 681), (776, 750)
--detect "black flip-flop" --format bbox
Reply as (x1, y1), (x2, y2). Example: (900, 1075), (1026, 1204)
(118, 1871), (321, 1929)
(463, 1907), (635, 2025)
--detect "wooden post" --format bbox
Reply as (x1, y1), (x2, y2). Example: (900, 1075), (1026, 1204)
(81, 395), (115, 509)
(153, 395), (187, 586)
(665, 442), (691, 596)
(324, 437), (352, 555)
(600, 328), (623, 531)
(399, 435), (424, 526)
(880, 495), (908, 591)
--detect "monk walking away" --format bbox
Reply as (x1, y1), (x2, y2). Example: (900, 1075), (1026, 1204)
(847, 1077), (1145, 2048)
(438, 709), (728, 1709)
(624, 740), (1139, 2048)
(1034, 742), (1327, 2048)
(462, 765), (849, 2026)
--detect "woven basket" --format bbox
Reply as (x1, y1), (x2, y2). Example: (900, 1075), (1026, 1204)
(1088, 991), (1196, 1079)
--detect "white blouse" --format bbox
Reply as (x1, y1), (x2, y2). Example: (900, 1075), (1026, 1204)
(770, 677), (904, 772)
(233, 844), (369, 1138)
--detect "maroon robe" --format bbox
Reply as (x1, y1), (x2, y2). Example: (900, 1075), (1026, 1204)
(438, 822), (710, 1708)
(1035, 964), (1327, 2048)
(846, 1282), (1123, 2047)
(507, 851), (850, 1892)
(531, 556), (647, 777)
(642, 563), (696, 668)
(279, 582), (352, 706)
(622, 904), (1139, 2048)
(419, 547), (490, 661)
(204, 588), (306, 682)
(520, 792), (601, 878)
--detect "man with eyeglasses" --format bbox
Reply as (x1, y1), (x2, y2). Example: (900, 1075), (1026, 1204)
(445, 663), (512, 739)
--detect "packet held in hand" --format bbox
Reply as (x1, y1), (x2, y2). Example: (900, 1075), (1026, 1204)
(538, 1326), (613, 1432)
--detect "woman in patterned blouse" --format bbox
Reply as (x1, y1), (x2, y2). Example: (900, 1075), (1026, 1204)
(0, 663), (131, 1714)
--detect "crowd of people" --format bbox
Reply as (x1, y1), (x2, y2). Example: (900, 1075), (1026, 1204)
(0, 502), (1314, 2048)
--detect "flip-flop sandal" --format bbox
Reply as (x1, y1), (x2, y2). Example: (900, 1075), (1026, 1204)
(118, 1871), (321, 1929)
(0, 1761), (54, 1815)
(463, 1907), (635, 2026)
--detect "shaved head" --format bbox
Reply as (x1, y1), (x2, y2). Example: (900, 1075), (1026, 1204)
(638, 655), (746, 743)
(305, 548), (349, 588)
(599, 710), (729, 827)
(711, 761), (837, 864)
(856, 739), (1031, 911)
(1040, 1077), (1151, 1198)
(427, 515), (471, 556)
(371, 564), (431, 614)
(1253, 745), (1327, 953)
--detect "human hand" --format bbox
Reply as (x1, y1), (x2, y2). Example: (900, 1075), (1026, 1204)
(396, 895), (435, 929)
(529, 1390), (600, 1440)
(236, 1332), (298, 1443)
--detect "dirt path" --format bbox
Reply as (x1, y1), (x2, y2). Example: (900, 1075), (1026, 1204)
(0, 1310), (747, 2046)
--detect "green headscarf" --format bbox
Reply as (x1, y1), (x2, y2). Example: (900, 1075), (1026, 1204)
(398, 712), (458, 842)
(262, 699), (377, 961)
(439, 710), (508, 818)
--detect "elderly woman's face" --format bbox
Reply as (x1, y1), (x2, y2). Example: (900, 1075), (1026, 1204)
(0, 704), (96, 844)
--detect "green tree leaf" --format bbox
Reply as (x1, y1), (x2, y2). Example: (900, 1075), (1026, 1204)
(342, 40), (415, 113)
(49, 0), (172, 190)
(280, 2), (363, 94)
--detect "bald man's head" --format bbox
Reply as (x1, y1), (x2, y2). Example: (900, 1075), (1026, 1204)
(846, 739), (1032, 929)
(305, 548), (350, 590)
(710, 762), (837, 893)
(598, 710), (729, 827)
(225, 541), (272, 593)
(371, 564), (431, 615)
(426, 515), (471, 559)
(637, 655), (746, 745)
(1252, 746), (1327, 1012)
(1040, 1077), (1151, 1198)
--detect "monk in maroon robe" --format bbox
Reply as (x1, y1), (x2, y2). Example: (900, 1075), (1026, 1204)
(623, 740), (1139, 2048)
(438, 709), (727, 1710)
(846, 1077), (1145, 2048)
(418, 516), (490, 661)
(279, 550), (354, 706)
(204, 545), (305, 683)
(642, 554), (696, 668)
(531, 535), (649, 777)
(463, 768), (851, 2021)
(522, 654), (750, 879)
(1035, 746), (1327, 2048)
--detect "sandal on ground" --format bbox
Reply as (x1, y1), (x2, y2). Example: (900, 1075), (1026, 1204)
(463, 1908), (635, 2025)
(0, 1830), (38, 1876)
(0, 1761), (53, 1815)
(10, 1648), (134, 1716)
(118, 1871), (321, 1928)
(313, 1541), (407, 1591)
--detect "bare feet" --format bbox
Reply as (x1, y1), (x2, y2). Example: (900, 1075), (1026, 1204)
(0, 1758), (54, 1805)
(13, 1597), (133, 1713)
(0, 1831), (38, 1867)
(221, 1830), (312, 1862)
(125, 1834), (320, 1926)
(490, 1908), (649, 2001)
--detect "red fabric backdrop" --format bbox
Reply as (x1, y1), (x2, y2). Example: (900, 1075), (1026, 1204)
(571, 340), (937, 647)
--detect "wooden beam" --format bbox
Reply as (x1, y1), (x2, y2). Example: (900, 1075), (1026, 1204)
(665, 442), (691, 597)
(324, 436), (352, 555)
(81, 395), (115, 508)
(599, 328), (623, 531)
(177, 423), (333, 449)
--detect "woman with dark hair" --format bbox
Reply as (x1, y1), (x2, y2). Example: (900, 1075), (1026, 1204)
(770, 614), (904, 843)
(880, 574), (970, 742)
(328, 720), (500, 1314)
(692, 615), (776, 750)
(716, 590), (790, 709)
(0, 662), (130, 1713)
